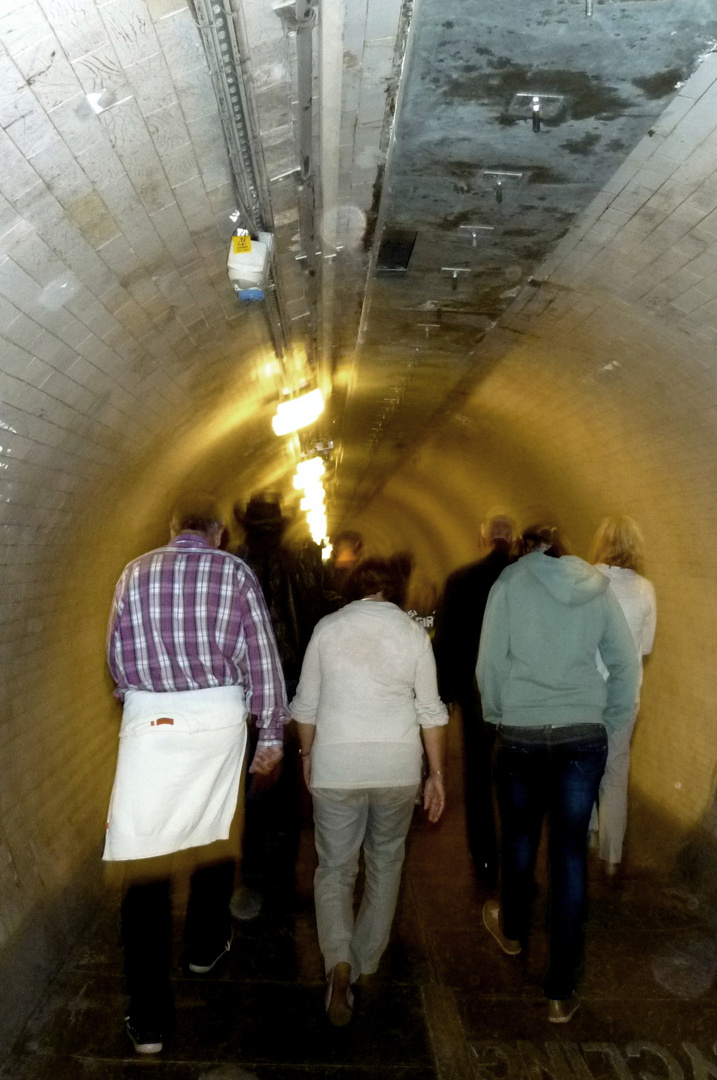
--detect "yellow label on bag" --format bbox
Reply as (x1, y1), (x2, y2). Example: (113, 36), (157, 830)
(232, 234), (252, 254)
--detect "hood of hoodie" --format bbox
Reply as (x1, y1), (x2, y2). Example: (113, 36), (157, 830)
(521, 552), (609, 607)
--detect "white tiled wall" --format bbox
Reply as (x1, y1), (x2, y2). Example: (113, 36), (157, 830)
(0, 0), (261, 951)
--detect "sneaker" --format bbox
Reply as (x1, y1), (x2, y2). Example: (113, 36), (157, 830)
(188, 931), (232, 974)
(125, 1017), (163, 1055)
(548, 995), (581, 1023)
(230, 885), (263, 921)
(325, 962), (354, 1027)
(482, 899), (521, 956)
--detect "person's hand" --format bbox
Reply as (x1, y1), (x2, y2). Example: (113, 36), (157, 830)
(423, 773), (445, 823)
(249, 743), (283, 776)
(300, 752), (312, 790)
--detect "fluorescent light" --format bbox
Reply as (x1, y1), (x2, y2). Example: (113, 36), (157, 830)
(293, 456), (325, 486)
(272, 388), (324, 436)
(293, 453), (329, 545)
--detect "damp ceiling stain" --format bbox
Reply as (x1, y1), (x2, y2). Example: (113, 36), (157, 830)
(632, 68), (683, 98)
(441, 66), (630, 124)
(560, 132), (602, 155)
(335, 0), (717, 514)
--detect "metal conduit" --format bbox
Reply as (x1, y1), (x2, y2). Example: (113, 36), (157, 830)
(294, 1), (319, 367)
(192, 0), (289, 360)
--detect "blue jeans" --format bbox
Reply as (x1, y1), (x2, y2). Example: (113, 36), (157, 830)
(495, 723), (607, 1000)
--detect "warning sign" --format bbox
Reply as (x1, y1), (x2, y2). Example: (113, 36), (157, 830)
(232, 234), (252, 254)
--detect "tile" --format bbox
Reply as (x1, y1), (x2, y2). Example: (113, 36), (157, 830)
(2, 1056), (436, 1079)
(456, 990), (717, 1047)
(0, 0), (53, 61)
(13, 960), (433, 1067)
(100, 0), (160, 68)
(36, 0), (108, 63)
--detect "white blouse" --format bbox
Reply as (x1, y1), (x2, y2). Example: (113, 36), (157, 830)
(595, 564), (656, 697)
(290, 600), (447, 789)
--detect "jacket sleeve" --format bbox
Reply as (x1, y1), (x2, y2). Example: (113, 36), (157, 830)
(599, 591), (641, 734)
(414, 632), (449, 727)
(106, 567), (129, 694)
(432, 571), (461, 702)
(476, 578), (510, 725)
(642, 579), (657, 656)
(289, 628), (321, 725)
(236, 569), (288, 742)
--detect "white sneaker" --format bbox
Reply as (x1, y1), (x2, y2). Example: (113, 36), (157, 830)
(125, 1018), (163, 1054)
(188, 932), (232, 973)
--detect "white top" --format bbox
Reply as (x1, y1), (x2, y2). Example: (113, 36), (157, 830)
(290, 600), (448, 789)
(595, 564), (656, 697)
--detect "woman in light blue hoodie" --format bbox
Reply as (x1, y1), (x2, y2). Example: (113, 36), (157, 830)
(477, 525), (639, 1023)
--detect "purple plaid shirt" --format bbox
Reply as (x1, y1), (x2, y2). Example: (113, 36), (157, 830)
(107, 533), (287, 743)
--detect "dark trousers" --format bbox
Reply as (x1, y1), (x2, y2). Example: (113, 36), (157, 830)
(458, 690), (498, 887)
(495, 723), (607, 1000)
(121, 852), (235, 1028)
(242, 718), (301, 899)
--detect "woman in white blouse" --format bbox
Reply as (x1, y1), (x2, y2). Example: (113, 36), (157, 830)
(291, 557), (448, 1026)
(591, 516), (657, 875)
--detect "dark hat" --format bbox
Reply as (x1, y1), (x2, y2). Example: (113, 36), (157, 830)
(236, 492), (288, 530)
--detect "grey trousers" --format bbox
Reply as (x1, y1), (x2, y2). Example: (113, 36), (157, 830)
(312, 785), (418, 982)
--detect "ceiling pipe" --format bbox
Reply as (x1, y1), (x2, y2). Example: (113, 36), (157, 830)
(274, 0), (319, 370)
(295, 0), (319, 368)
(192, 0), (290, 362)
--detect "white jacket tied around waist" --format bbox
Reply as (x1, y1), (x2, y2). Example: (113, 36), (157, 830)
(103, 684), (248, 861)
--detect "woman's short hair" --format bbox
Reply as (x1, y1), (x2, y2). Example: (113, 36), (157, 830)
(590, 515), (645, 573)
(520, 523), (568, 559)
(346, 557), (407, 606)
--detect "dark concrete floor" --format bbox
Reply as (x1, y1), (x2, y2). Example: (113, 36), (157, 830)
(2, 727), (717, 1079)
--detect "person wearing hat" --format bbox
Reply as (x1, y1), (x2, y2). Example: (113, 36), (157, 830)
(231, 492), (328, 919)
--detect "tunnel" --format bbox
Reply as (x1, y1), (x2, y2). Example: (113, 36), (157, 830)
(2, 0), (717, 1073)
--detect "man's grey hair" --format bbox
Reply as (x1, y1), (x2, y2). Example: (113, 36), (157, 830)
(482, 515), (515, 545)
(171, 491), (224, 534)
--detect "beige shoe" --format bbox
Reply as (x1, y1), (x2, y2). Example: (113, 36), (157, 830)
(482, 900), (521, 955)
(548, 995), (580, 1023)
(325, 962), (354, 1027)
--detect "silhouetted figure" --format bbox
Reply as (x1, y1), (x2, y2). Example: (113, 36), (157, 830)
(591, 515), (656, 876)
(478, 525), (639, 1022)
(326, 529), (364, 606)
(232, 493), (328, 917)
(432, 516), (515, 886)
(390, 551), (438, 633)
(104, 492), (285, 1055)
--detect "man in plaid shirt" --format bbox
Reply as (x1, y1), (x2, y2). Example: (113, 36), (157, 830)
(104, 492), (286, 1055)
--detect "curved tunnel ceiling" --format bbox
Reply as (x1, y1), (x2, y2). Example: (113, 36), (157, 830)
(1, 0), (717, 968)
(337, 0), (717, 513)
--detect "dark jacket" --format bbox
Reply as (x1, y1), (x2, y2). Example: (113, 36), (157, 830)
(237, 535), (328, 688)
(433, 545), (513, 704)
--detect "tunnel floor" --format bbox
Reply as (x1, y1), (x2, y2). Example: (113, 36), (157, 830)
(2, 727), (716, 1079)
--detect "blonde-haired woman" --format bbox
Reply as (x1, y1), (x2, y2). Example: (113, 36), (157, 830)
(591, 516), (657, 875)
